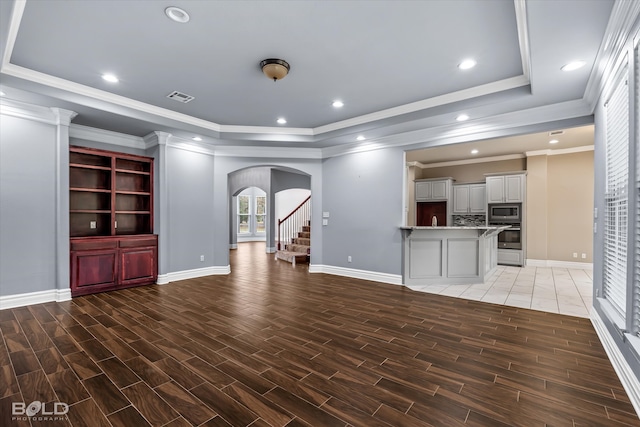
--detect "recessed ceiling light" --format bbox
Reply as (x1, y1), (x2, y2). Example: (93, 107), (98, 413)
(549, 139), (559, 144)
(192, 136), (202, 141)
(471, 149), (479, 155)
(458, 59), (477, 70)
(277, 118), (287, 125)
(561, 61), (586, 72)
(165, 6), (190, 23)
(102, 74), (119, 83)
(456, 114), (469, 122)
(0, 91), (5, 96)
(332, 100), (344, 108)
(356, 135), (366, 141)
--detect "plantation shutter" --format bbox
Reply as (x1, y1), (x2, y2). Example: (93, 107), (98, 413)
(603, 64), (629, 319)
(634, 44), (640, 336)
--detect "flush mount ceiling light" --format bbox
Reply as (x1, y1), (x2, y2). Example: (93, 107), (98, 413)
(102, 73), (119, 83)
(356, 135), (366, 141)
(192, 136), (202, 141)
(471, 149), (479, 155)
(456, 114), (469, 122)
(277, 118), (287, 125)
(549, 139), (559, 144)
(165, 6), (190, 23)
(561, 61), (586, 72)
(458, 59), (477, 70)
(332, 100), (344, 108)
(260, 59), (290, 82)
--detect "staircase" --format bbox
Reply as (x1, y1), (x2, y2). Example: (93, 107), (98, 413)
(275, 196), (310, 266)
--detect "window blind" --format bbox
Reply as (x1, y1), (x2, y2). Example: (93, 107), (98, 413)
(603, 64), (629, 319)
(634, 44), (640, 336)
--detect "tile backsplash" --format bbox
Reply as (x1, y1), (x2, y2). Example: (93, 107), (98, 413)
(453, 215), (486, 226)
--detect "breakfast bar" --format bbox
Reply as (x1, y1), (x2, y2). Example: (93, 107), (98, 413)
(400, 226), (509, 286)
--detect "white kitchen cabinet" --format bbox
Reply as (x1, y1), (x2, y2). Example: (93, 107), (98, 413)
(453, 183), (486, 214)
(415, 178), (451, 201)
(486, 174), (525, 203)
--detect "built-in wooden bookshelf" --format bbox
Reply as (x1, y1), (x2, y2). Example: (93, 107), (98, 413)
(69, 146), (157, 296)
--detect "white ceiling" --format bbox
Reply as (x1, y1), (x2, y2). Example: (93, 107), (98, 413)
(0, 0), (618, 150)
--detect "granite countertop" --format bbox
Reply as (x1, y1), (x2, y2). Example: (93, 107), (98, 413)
(400, 225), (511, 230)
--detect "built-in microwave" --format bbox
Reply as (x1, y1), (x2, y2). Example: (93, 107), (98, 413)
(488, 203), (521, 223)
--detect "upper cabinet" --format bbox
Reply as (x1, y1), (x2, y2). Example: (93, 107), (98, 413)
(486, 173), (525, 203)
(453, 183), (486, 214)
(70, 146), (154, 237)
(415, 178), (452, 201)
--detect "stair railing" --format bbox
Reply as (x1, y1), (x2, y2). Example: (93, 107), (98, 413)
(277, 196), (311, 250)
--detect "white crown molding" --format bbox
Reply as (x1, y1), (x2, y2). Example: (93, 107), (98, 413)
(143, 131), (171, 149)
(0, 97), (54, 124)
(166, 135), (217, 156)
(221, 125), (314, 136)
(313, 75), (530, 135)
(514, 0), (532, 85)
(583, 0), (640, 111)
(526, 259), (593, 270)
(411, 153), (525, 169)
(50, 108), (78, 126)
(1, 0), (25, 67)
(591, 310), (640, 417)
(213, 145), (323, 159)
(322, 99), (591, 158)
(309, 264), (403, 286)
(525, 145), (594, 157)
(0, 288), (71, 310)
(156, 265), (230, 285)
(69, 123), (146, 149)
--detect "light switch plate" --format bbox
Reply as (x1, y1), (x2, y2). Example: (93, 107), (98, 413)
(322, 212), (330, 218)
(322, 219), (328, 226)
(90, 221), (96, 229)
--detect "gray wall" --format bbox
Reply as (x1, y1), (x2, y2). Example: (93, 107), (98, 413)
(0, 115), (58, 295)
(322, 147), (404, 274)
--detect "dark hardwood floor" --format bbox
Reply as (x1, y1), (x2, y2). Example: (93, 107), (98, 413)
(1, 242), (639, 426)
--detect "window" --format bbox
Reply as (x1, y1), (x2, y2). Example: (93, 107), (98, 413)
(634, 42), (640, 336)
(238, 195), (250, 234)
(256, 196), (266, 233)
(603, 63), (630, 319)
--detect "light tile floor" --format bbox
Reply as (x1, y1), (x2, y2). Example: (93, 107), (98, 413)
(408, 265), (593, 318)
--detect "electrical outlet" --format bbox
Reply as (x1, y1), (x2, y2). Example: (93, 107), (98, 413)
(572, 252), (578, 258)
(347, 256), (352, 263)
(581, 253), (586, 259)
(90, 221), (96, 229)
(200, 255), (204, 262)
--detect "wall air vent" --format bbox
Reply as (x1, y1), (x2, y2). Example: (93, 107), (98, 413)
(166, 91), (195, 103)
(549, 130), (565, 136)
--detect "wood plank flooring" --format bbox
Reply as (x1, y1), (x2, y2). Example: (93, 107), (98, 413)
(1, 242), (639, 426)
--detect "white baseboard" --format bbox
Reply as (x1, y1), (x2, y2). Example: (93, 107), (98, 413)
(309, 264), (403, 286)
(526, 259), (593, 270)
(157, 265), (230, 285)
(266, 246), (276, 254)
(229, 244), (238, 250)
(0, 288), (71, 310)
(591, 310), (640, 417)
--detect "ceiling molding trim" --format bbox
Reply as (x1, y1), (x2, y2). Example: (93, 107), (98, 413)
(69, 123), (146, 150)
(412, 154), (526, 169)
(514, 0), (532, 85)
(1, 0), (25, 67)
(525, 145), (594, 157)
(322, 99), (592, 158)
(166, 136), (217, 157)
(1, 63), (225, 132)
(213, 145), (323, 160)
(221, 125), (314, 136)
(0, 96), (60, 125)
(583, 0), (640, 111)
(313, 75), (530, 135)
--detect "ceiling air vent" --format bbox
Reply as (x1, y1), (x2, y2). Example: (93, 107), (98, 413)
(549, 130), (564, 136)
(166, 91), (195, 103)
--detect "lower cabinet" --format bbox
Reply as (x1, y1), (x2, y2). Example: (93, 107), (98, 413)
(497, 249), (524, 266)
(70, 235), (158, 297)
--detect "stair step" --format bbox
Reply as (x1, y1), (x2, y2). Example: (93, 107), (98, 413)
(275, 250), (308, 266)
(287, 244), (310, 253)
(298, 232), (310, 238)
(293, 237), (310, 246)
(302, 226), (310, 232)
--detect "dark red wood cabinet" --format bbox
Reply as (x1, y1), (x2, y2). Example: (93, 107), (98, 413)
(69, 146), (157, 296)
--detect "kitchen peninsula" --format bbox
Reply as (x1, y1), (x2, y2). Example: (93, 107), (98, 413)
(400, 226), (509, 286)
